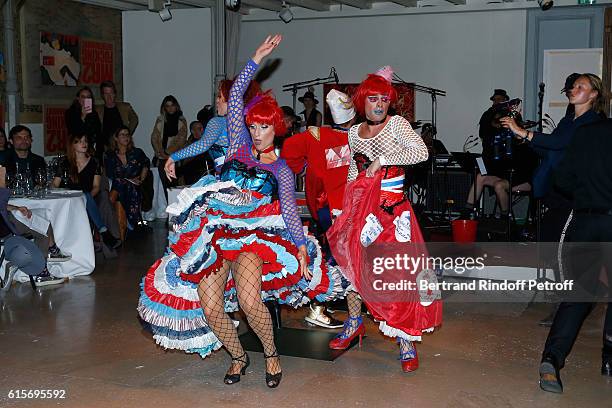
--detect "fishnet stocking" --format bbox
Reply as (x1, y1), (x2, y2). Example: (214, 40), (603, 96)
(398, 338), (416, 360)
(340, 291), (363, 337)
(347, 115), (428, 182)
(233, 252), (281, 377)
(198, 261), (246, 377)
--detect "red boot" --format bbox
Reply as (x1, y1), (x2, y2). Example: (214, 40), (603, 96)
(398, 338), (419, 372)
(329, 316), (365, 350)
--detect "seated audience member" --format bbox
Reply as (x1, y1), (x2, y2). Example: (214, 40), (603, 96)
(0, 168), (71, 287)
(105, 126), (150, 232)
(463, 91), (537, 218)
(182, 120), (214, 185)
(151, 95), (188, 198)
(53, 134), (121, 249)
(65, 86), (103, 160)
(197, 104), (214, 126)
(0, 128), (11, 166)
(5, 125), (46, 185)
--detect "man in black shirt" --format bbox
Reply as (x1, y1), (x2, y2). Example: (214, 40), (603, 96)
(5, 125), (47, 185)
(539, 119), (612, 393)
(95, 81), (139, 158)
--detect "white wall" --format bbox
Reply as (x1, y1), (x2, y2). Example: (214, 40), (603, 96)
(239, 9), (527, 153)
(122, 8), (213, 159)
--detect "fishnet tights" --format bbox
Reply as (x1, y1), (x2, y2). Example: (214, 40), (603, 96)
(342, 291), (363, 337)
(198, 253), (280, 378)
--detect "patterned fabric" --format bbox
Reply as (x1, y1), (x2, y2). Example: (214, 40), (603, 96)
(347, 115), (428, 182)
(220, 159), (278, 196)
(105, 148), (150, 228)
(171, 116), (229, 172)
(137, 176), (347, 358)
(226, 59), (306, 248)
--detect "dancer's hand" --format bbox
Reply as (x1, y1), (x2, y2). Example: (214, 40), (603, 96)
(366, 158), (382, 177)
(252, 34), (282, 65)
(164, 157), (176, 180)
(297, 245), (311, 280)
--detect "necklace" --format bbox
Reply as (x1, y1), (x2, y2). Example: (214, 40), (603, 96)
(253, 144), (275, 160)
(366, 116), (387, 126)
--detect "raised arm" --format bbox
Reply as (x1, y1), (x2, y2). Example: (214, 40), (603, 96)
(227, 34), (283, 158)
(226, 60), (259, 157)
(170, 117), (226, 162)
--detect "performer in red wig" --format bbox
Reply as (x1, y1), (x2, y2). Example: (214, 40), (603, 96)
(281, 89), (356, 328)
(138, 35), (345, 389)
(327, 66), (443, 372)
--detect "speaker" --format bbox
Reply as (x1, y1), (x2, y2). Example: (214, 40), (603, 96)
(425, 169), (471, 213)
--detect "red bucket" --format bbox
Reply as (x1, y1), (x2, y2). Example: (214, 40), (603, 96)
(451, 220), (478, 243)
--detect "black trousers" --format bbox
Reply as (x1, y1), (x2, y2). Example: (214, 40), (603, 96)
(543, 213), (612, 367)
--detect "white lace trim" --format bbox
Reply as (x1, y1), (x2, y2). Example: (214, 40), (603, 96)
(378, 321), (435, 341)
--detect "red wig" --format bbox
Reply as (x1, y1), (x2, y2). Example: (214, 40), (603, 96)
(219, 78), (261, 105)
(352, 74), (398, 116)
(245, 93), (287, 136)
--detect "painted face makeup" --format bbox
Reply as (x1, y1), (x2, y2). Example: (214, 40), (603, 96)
(365, 94), (391, 122)
(248, 123), (275, 150)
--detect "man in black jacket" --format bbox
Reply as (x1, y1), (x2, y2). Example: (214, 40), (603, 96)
(5, 125), (47, 185)
(539, 119), (612, 393)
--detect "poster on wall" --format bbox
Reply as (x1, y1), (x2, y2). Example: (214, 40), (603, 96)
(43, 105), (68, 155)
(40, 32), (81, 87)
(322, 83), (415, 126)
(80, 40), (114, 85)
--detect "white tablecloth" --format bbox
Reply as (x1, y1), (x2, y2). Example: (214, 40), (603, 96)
(9, 192), (95, 281)
(142, 167), (168, 221)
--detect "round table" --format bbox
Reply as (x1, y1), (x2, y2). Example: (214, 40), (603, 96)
(9, 191), (95, 281)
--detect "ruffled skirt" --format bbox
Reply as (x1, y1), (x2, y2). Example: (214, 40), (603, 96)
(137, 175), (347, 358)
(327, 171), (443, 341)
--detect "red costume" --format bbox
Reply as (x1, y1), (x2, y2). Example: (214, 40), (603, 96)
(281, 126), (351, 219)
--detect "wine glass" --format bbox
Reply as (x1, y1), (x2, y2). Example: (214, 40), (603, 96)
(35, 171), (46, 198)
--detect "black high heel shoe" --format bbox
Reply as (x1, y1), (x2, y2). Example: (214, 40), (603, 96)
(264, 352), (282, 388)
(224, 352), (250, 385)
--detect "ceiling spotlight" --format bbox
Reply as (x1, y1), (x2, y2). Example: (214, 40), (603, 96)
(225, 0), (241, 11)
(159, 1), (172, 21)
(537, 0), (553, 10)
(278, 1), (293, 24)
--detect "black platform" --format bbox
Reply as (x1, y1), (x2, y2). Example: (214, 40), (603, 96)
(239, 326), (363, 361)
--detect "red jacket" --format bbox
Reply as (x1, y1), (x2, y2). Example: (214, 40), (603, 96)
(281, 127), (350, 219)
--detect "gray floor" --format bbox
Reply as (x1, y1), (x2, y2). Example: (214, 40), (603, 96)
(0, 221), (609, 407)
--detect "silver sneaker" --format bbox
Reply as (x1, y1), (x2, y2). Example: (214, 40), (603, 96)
(304, 305), (344, 329)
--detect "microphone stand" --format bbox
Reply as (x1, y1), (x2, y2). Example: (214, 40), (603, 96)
(536, 83), (545, 283)
(282, 68), (338, 112)
(393, 74), (447, 224)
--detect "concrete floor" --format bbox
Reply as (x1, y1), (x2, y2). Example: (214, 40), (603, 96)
(0, 221), (609, 408)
